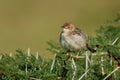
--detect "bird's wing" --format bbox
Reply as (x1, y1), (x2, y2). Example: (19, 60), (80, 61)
(73, 28), (86, 39)
(68, 28), (86, 48)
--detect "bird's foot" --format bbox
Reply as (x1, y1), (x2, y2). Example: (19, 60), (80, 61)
(74, 54), (79, 59)
(66, 51), (71, 61)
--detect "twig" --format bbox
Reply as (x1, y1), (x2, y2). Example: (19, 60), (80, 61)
(101, 57), (105, 75)
(0, 55), (2, 60)
(72, 58), (77, 70)
(103, 67), (120, 80)
(35, 52), (39, 60)
(72, 71), (76, 80)
(42, 56), (45, 66)
(79, 56), (85, 58)
(114, 72), (117, 80)
(72, 52), (107, 59)
(30, 77), (41, 80)
(50, 54), (56, 72)
(112, 37), (119, 45)
(71, 58), (77, 80)
(25, 63), (28, 75)
(85, 51), (88, 73)
(110, 57), (112, 66)
(84, 51), (89, 79)
(9, 52), (12, 57)
(78, 69), (89, 80)
(25, 48), (31, 75)
(27, 48), (31, 56)
(92, 52), (107, 56)
(110, 37), (119, 65)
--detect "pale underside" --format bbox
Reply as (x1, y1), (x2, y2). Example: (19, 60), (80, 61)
(60, 31), (86, 51)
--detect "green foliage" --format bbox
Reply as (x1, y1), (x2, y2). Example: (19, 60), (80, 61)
(0, 13), (120, 80)
(0, 50), (56, 80)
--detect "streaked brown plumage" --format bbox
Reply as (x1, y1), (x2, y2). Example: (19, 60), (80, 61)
(60, 22), (87, 51)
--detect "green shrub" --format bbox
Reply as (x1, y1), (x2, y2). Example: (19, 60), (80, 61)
(0, 12), (120, 80)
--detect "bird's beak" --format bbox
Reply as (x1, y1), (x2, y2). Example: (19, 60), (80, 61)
(61, 26), (65, 28)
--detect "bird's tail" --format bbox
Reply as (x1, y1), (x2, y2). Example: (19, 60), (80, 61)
(86, 43), (96, 53)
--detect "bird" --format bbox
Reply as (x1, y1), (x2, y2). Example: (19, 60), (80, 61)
(60, 22), (87, 52)
(60, 22), (96, 61)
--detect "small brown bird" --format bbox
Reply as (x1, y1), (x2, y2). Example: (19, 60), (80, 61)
(60, 22), (96, 55)
(60, 22), (87, 60)
(60, 22), (87, 52)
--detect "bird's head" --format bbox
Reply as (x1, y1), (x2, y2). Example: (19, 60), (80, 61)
(62, 22), (75, 33)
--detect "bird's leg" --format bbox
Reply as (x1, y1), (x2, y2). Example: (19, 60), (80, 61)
(73, 49), (80, 60)
(66, 50), (71, 61)
(74, 51), (80, 60)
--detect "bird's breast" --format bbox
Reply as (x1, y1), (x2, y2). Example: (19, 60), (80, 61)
(61, 33), (86, 50)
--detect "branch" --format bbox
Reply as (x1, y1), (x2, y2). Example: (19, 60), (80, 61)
(78, 69), (89, 80)
(50, 54), (56, 72)
(71, 58), (77, 80)
(103, 67), (120, 80)
(112, 37), (119, 45)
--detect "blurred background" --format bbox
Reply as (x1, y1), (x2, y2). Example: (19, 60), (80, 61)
(0, 0), (120, 57)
